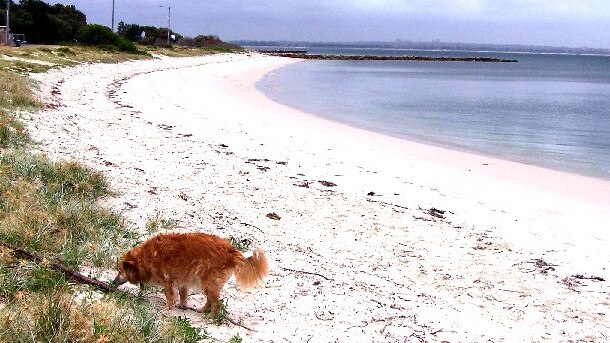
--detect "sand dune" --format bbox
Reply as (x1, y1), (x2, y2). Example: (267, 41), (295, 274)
(29, 53), (610, 342)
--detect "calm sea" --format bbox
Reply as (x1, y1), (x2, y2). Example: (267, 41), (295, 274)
(255, 47), (610, 180)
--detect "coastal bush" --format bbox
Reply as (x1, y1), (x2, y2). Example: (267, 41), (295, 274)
(177, 37), (196, 47)
(193, 34), (241, 53)
(56, 46), (77, 56)
(77, 24), (141, 54)
(208, 46), (236, 53)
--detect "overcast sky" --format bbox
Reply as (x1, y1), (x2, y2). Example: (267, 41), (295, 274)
(46, 0), (610, 48)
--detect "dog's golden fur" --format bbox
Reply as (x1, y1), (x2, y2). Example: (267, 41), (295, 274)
(113, 232), (268, 316)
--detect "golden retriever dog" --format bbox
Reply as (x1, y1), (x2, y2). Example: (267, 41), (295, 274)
(113, 232), (268, 317)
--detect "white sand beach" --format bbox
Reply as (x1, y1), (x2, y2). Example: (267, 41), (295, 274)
(28, 53), (610, 342)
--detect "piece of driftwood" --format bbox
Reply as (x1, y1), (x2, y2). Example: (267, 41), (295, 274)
(280, 266), (333, 281)
(239, 222), (265, 233)
(0, 240), (114, 293)
(266, 212), (281, 220)
(183, 305), (256, 332)
(367, 198), (410, 211)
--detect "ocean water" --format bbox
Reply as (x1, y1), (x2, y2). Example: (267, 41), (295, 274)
(256, 48), (610, 180)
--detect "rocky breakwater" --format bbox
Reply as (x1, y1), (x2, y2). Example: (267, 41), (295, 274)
(263, 52), (518, 63)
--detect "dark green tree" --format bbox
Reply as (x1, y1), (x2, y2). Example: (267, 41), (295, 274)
(117, 21), (181, 46)
(117, 20), (143, 42)
(7, 0), (86, 44)
(77, 24), (139, 53)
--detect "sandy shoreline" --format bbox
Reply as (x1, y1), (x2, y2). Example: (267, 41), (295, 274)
(29, 53), (609, 342)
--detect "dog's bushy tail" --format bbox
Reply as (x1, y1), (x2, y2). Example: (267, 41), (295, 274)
(235, 248), (269, 290)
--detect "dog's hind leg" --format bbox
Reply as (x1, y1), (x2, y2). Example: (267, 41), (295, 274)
(202, 285), (220, 316)
(202, 272), (231, 318)
(178, 286), (189, 309)
(163, 283), (175, 309)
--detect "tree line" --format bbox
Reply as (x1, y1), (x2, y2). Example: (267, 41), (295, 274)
(2, 0), (86, 44)
(117, 21), (236, 49)
(2, 0), (235, 49)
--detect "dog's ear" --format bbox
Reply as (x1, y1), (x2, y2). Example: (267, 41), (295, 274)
(122, 260), (137, 271)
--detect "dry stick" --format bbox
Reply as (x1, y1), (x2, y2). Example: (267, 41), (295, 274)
(430, 328), (444, 335)
(498, 288), (527, 294)
(1, 241), (259, 332)
(280, 266), (334, 281)
(366, 198), (409, 211)
(239, 222), (265, 233)
(184, 305), (257, 332)
(0, 240), (114, 293)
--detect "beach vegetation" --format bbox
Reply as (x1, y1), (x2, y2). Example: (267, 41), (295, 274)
(116, 20), (242, 53)
(0, 289), (209, 342)
(145, 212), (180, 233)
(0, 70), (40, 109)
(56, 46), (76, 56)
(210, 298), (230, 325)
(227, 235), (252, 253)
(77, 24), (145, 55)
(0, 150), (125, 268)
(0, 111), (29, 148)
(4, 1), (239, 56)
(117, 21), (182, 47)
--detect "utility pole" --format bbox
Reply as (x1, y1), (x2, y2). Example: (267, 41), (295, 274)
(111, 0), (115, 32)
(166, 5), (171, 45)
(5, 0), (10, 46)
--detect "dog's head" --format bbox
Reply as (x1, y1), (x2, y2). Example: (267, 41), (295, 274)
(113, 254), (140, 287)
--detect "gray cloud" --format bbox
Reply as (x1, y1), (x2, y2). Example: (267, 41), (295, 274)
(46, 0), (610, 48)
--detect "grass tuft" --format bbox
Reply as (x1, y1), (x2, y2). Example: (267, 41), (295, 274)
(0, 289), (209, 342)
(0, 151), (125, 269)
(211, 298), (229, 326)
(145, 212), (180, 234)
(227, 235), (252, 253)
(166, 316), (208, 343)
(0, 111), (29, 148)
(0, 152), (110, 201)
(0, 70), (41, 109)
(56, 46), (76, 56)
(0, 256), (69, 301)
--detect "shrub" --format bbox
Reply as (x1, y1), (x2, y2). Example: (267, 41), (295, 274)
(56, 46), (76, 55)
(77, 24), (118, 46)
(176, 37), (195, 47)
(76, 24), (140, 53)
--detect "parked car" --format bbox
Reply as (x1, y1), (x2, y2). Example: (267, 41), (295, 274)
(13, 34), (26, 47)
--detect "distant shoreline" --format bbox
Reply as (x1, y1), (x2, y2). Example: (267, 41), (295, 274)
(259, 51), (518, 62)
(237, 40), (610, 56)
